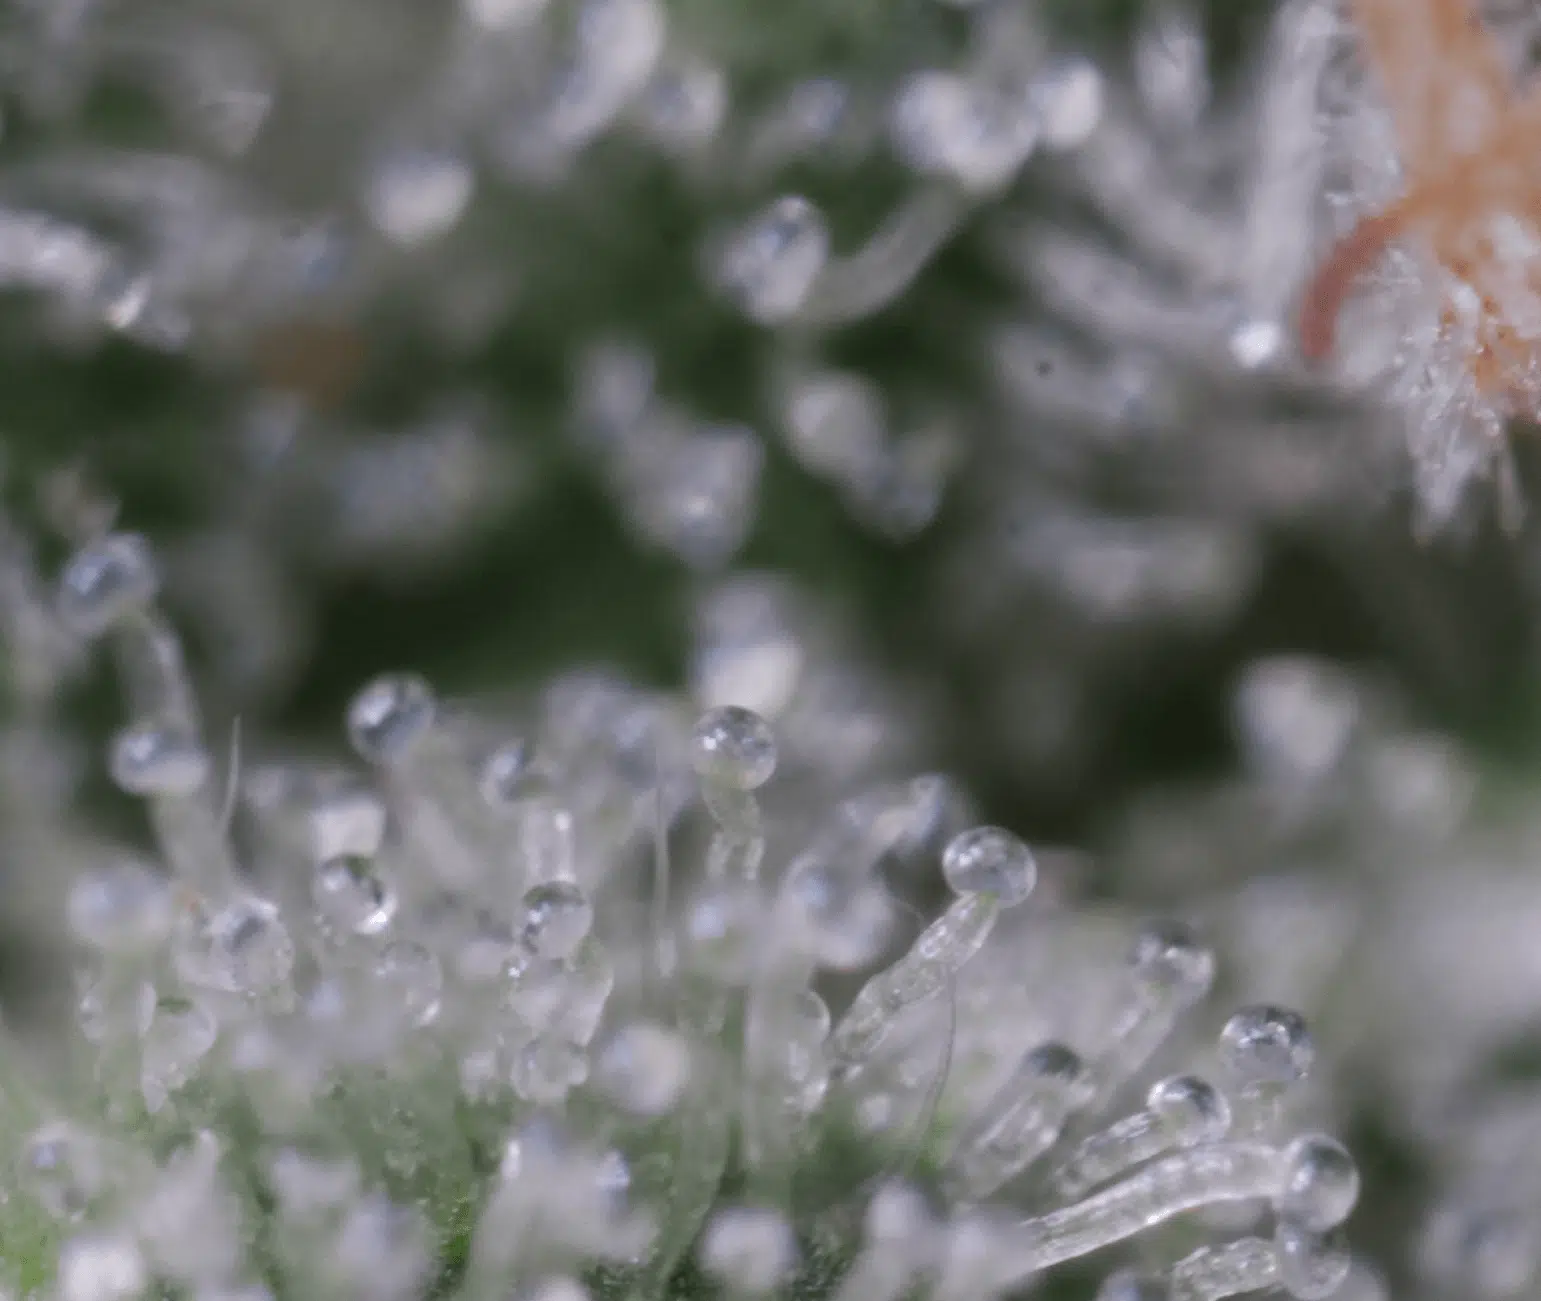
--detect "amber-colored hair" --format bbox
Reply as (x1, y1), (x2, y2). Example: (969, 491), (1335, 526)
(1298, 0), (1541, 406)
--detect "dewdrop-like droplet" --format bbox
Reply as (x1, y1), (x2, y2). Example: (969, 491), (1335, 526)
(1029, 57), (1105, 151)
(1131, 920), (1217, 1003)
(312, 855), (398, 937)
(699, 1206), (798, 1294)
(512, 1037), (590, 1105)
(478, 738), (531, 806)
(941, 825), (1037, 904)
(1148, 1075), (1231, 1143)
(375, 940), (443, 1027)
(363, 146), (475, 247)
(518, 880), (594, 960)
(347, 673), (437, 766)
(109, 722), (210, 798)
(716, 196), (829, 324)
(177, 895), (295, 995)
(594, 1021), (692, 1116)
(67, 862), (173, 954)
(57, 532), (159, 638)
(56, 1231), (147, 1301)
(1219, 1006), (1315, 1085)
(1276, 1134), (1359, 1232)
(20, 1124), (103, 1221)
(692, 705), (778, 791)
(890, 71), (1038, 192)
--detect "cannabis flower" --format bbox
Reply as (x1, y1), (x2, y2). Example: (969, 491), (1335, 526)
(0, 527), (1360, 1301)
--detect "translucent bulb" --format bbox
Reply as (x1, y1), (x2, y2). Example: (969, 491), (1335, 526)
(864, 1181), (933, 1245)
(692, 705), (778, 791)
(1030, 57), (1105, 150)
(109, 722), (210, 798)
(941, 826), (1036, 905)
(478, 738), (532, 806)
(20, 1123), (101, 1221)
(56, 1231), (147, 1301)
(312, 855), (398, 937)
(1218, 1006), (1314, 1085)
(347, 674), (436, 766)
(518, 881), (593, 961)
(512, 1036), (589, 1104)
(376, 941), (443, 1027)
(1277, 1134), (1359, 1231)
(1147, 1075), (1230, 1144)
(595, 1021), (692, 1116)
(716, 196), (829, 324)
(57, 532), (159, 638)
(363, 147), (476, 247)
(699, 1206), (798, 1294)
(177, 895), (294, 995)
(639, 57), (728, 150)
(67, 862), (172, 954)
(1130, 921), (1216, 1004)
(891, 71), (1037, 191)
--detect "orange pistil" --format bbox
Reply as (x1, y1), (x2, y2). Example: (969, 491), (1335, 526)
(1299, 0), (1541, 406)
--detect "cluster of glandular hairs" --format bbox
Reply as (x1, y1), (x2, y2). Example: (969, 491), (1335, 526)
(1, 0), (1433, 679)
(975, 0), (1397, 535)
(0, 527), (1361, 1301)
(1099, 648), (1541, 1301)
(0, 0), (1050, 582)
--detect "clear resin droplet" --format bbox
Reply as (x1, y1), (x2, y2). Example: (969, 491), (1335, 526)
(478, 738), (531, 806)
(312, 855), (398, 937)
(511, 1036), (589, 1104)
(376, 940), (443, 1027)
(716, 196), (829, 324)
(20, 1123), (102, 1221)
(1130, 921), (1216, 1004)
(363, 147), (475, 247)
(518, 880), (594, 960)
(57, 533), (159, 638)
(1147, 1075), (1230, 1144)
(1276, 1134), (1359, 1231)
(890, 71), (1037, 191)
(595, 1021), (692, 1115)
(176, 894), (294, 995)
(941, 826), (1037, 904)
(692, 705), (778, 791)
(67, 862), (172, 954)
(347, 674), (437, 766)
(1218, 1006), (1314, 1085)
(109, 723), (210, 798)
(699, 1206), (798, 1294)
